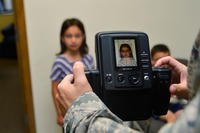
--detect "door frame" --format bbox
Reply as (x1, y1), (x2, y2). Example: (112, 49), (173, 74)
(13, 0), (36, 133)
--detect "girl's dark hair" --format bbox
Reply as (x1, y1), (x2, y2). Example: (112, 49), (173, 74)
(119, 43), (133, 58)
(58, 18), (88, 56)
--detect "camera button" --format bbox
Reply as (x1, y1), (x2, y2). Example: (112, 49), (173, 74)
(117, 75), (125, 83)
(142, 64), (149, 69)
(141, 59), (149, 62)
(128, 75), (139, 84)
(144, 75), (149, 80)
(140, 53), (149, 59)
(105, 76), (112, 82)
(141, 53), (147, 55)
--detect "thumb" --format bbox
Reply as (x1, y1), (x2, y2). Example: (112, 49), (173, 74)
(73, 61), (87, 83)
(170, 84), (188, 99)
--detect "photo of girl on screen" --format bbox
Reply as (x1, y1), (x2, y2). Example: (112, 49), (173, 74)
(115, 39), (137, 67)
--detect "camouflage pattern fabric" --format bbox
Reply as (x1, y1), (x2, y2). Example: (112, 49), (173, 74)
(160, 31), (200, 133)
(64, 92), (140, 133)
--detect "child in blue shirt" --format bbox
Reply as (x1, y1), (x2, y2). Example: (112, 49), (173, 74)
(50, 18), (94, 126)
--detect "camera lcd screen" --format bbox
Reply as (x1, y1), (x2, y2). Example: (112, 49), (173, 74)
(114, 39), (137, 67)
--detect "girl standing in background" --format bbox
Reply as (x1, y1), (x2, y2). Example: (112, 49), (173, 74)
(50, 18), (94, 126)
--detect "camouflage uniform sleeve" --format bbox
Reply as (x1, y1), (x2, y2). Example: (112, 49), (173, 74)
(159, 30), (200, 133)
(63, 92), (140, 133)
(159, 91), (200, 133)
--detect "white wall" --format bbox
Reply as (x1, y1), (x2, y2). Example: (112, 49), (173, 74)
(23, 0), (200, 132)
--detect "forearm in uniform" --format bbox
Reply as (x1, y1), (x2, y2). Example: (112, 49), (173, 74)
(63, 92), (140, 133)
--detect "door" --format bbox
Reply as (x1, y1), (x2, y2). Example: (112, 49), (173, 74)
(0, 0), (36, 133)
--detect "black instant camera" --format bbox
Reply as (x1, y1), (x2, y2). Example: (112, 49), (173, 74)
(86, 32), (171, 121)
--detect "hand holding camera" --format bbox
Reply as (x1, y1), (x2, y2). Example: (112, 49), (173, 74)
(56, 61), (92, 115)
(155, 56), (188, 99)
(57, 32), (173, 121)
